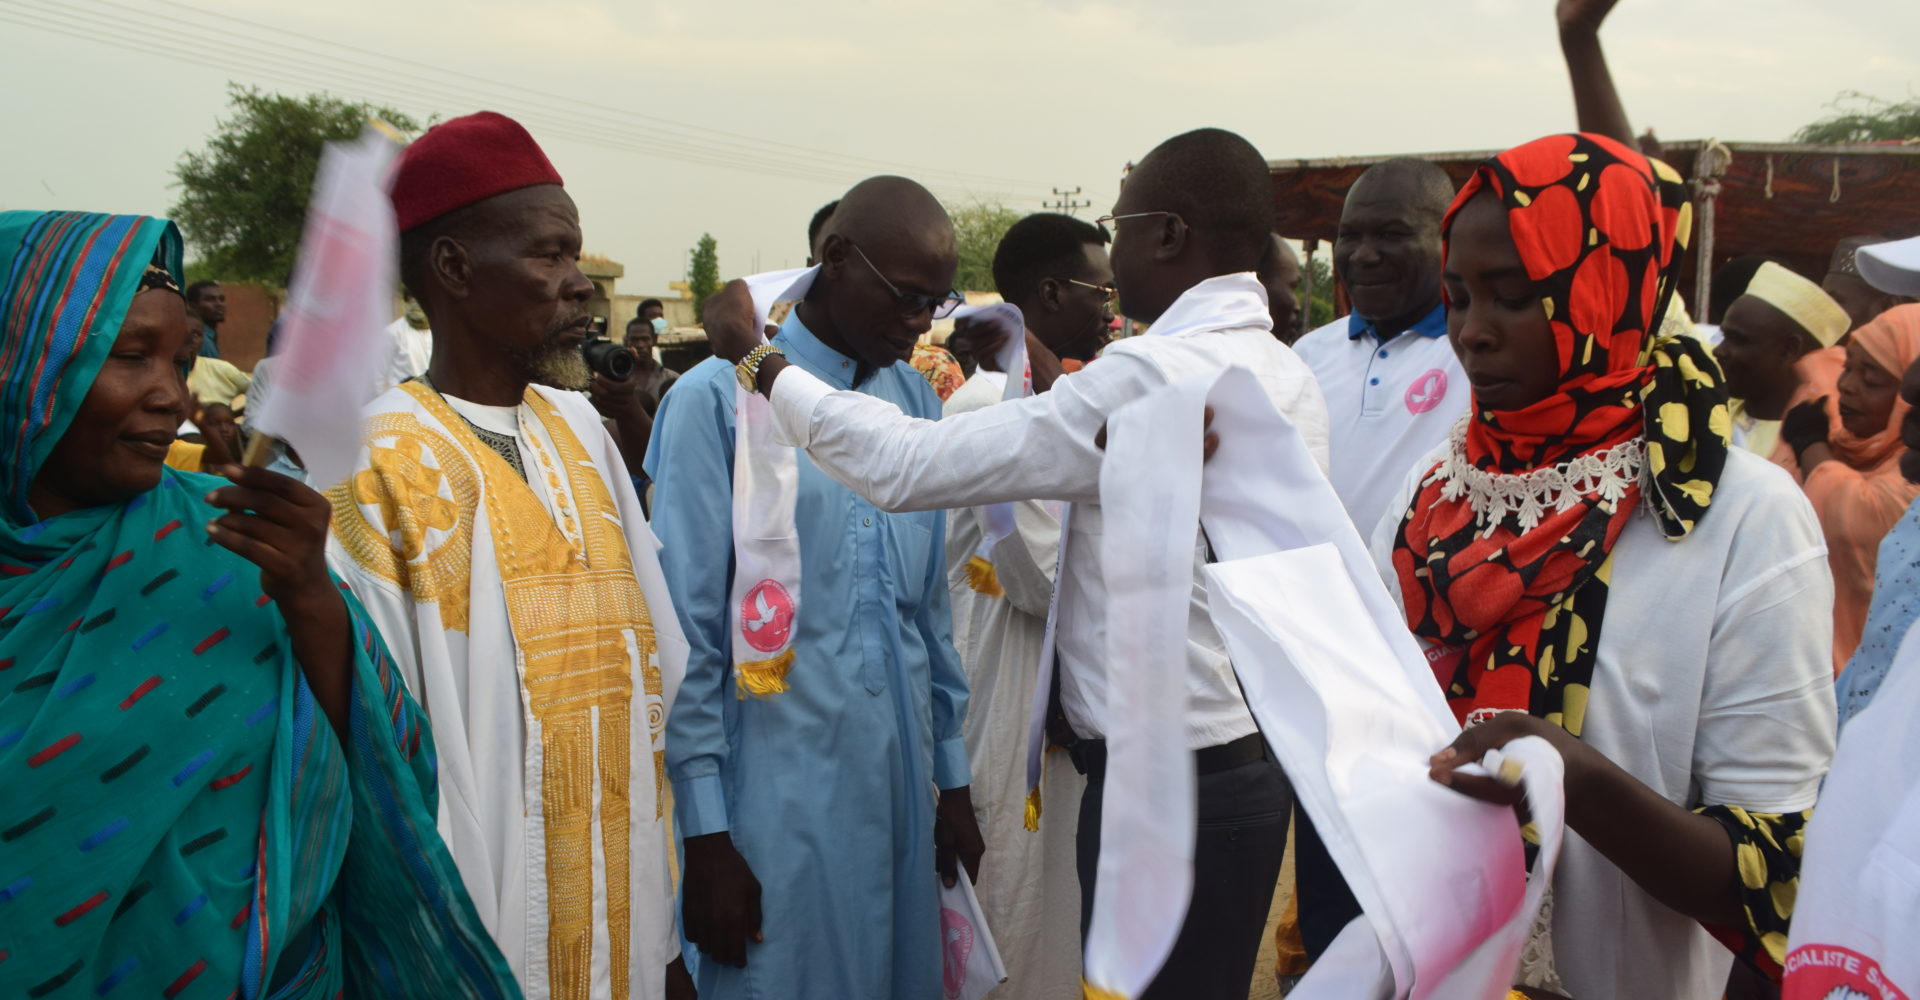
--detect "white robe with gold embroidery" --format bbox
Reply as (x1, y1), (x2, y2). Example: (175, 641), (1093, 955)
(325, 381), (687, 1000)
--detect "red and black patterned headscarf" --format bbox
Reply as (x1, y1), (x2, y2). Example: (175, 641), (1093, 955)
(1392, 133), (1731, 734)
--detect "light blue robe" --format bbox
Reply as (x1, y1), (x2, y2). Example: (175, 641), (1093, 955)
(645, 310), (971, 1000)
(1837, 495), (1920, 728)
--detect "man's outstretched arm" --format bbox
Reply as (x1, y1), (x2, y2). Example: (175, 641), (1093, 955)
(706, 279), (1155, 512)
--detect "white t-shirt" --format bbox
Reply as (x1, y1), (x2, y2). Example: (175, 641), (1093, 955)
(1295, 306), (1467, 542)
(1370, 446), (1837, 1000)
(378, 317), (434, 396)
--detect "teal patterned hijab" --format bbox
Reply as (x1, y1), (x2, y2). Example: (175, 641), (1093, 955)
(0, 211), (181, 531)
(0, 210), (520, 1000)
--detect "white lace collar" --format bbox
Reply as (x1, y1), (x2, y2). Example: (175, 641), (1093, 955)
(1425, 416), (1646, 535)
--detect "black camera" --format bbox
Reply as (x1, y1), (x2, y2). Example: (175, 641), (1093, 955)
(581, 318), (635, 381)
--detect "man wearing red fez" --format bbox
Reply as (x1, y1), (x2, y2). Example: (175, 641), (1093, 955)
(324, 111), (693, 1000)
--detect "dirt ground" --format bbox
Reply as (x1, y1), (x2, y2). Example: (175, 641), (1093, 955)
(1248, 826), (1294, 1000)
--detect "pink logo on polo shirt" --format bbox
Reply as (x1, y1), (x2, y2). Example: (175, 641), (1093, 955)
(1405, 369), (1449, 414)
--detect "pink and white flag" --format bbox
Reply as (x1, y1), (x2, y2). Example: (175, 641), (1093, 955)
(939, 871), (1009, 1000)
(247, 126), (402, 490)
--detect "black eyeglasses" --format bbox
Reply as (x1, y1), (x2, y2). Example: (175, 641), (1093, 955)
(1052, 277), (1117, 305)
(848, 242), (966, 319)
(1094, 210), (1186, 241)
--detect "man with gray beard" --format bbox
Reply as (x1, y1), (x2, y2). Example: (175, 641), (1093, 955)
(325, 111), (695, 1000)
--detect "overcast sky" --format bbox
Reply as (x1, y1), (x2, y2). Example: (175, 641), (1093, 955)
(2, 0), (1915, 295)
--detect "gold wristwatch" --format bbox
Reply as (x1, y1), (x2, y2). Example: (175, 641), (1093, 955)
(736, 343), (784, 392)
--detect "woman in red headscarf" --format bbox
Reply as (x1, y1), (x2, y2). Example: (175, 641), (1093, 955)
(1397, 135), (1836, 999)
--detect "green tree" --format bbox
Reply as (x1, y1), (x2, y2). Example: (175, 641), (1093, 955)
(1302, 252), (1337, 331)
(1793, 91), (1920, 144)
(688, 233), (721, 322)
(947, 200), (1023, 293)
(172, 86), (417, 287)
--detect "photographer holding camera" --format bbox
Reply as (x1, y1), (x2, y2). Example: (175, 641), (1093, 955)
(586, 315), (679, 497)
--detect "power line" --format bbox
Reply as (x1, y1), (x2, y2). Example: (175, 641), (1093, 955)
(148, 0), (1043, 190)
(7, 0), (1051, 197)
(0, 0), (880, 189)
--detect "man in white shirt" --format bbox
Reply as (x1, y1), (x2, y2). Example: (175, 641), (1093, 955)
(1293, 157), (1465, 543)
(376, 294), (434, 396)
(940, 212), (1115, 997)
(707, 127), (1329, 999)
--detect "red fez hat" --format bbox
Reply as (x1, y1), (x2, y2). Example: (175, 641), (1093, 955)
(390, 111), (564, 232)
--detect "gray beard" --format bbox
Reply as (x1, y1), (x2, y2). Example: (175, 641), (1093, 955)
(529, 342), (591, 392)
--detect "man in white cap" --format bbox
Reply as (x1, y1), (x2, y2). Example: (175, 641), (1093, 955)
(1828, 235), (1918, 332)
(1859, 233), (1920, 302)
(1713, 261), (1852, 468)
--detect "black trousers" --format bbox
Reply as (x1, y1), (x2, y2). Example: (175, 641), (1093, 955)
(1075, 738), (1292, 1000)
(1292, 806), (1364, 959)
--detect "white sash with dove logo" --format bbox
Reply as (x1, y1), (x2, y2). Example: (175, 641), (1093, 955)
(727, 267), (817, 697)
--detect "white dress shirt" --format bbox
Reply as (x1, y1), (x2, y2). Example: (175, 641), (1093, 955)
(768, 273), (1331, 749)
(1293, 304), (1467, 541)
(1369, 446), (1837, 1000)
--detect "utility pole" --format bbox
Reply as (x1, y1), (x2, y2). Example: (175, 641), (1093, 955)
(1043, 186), (1091, 215)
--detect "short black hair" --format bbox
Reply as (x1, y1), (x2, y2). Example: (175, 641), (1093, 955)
(808, 200), (840, 254)
(991, 213), (1108, 306)
(1255, 234), (1295, 284)
(185, 280), (220, 302)
(1128, 128), (1274, 272)
(638, 298), (663, 314)
(1349, 158), (1456, 221)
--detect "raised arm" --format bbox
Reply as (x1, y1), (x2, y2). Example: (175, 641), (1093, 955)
(1557, 0), (1636, 149)
(701, 279), (1127, 511)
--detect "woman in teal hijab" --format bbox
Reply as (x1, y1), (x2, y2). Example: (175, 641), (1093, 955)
(0, 210), (520, 1000)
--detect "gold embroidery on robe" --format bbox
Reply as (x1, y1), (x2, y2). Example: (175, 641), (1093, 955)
(325, 412), (480, 631)
(397, 383), (661, 1000)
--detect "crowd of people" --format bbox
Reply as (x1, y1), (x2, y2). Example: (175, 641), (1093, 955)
(7, 2), (1920, 999)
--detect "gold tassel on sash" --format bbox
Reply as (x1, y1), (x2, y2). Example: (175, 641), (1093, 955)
(1023, 785), (1043, 832)
(1082, 979), (1127, 1000)
(735, 648), (795, 699)
(965, 554), (1004, 596)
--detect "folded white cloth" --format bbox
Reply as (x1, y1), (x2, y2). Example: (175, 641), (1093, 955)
(1784, 621), (1920, 998)
(1085, 364), (1566, 999)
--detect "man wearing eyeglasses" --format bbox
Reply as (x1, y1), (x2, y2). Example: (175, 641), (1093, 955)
(704, 128), (1329, 999)
(644, 175), (982, 1000)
